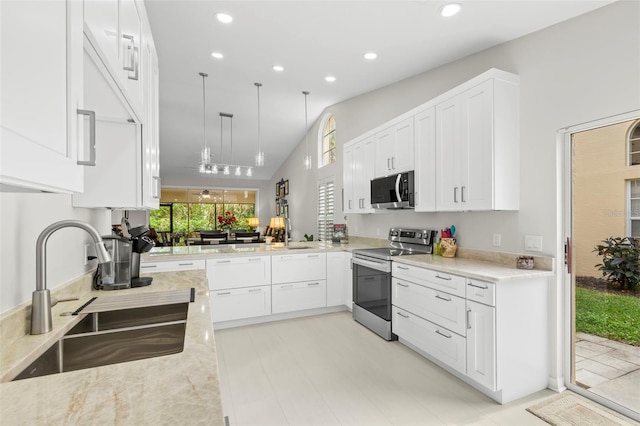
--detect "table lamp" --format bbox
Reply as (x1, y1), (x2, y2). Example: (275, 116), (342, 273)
(247, 217), (260, 231)
(269, 216), (287, 246)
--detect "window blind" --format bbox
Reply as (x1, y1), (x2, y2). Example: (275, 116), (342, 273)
(318, 180), (335, 241)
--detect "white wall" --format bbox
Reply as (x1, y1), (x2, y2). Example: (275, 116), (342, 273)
(274, 0), (640, 254)
(0, 194), (111, 313)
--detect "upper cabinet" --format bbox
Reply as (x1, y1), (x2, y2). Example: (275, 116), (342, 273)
(435, 77), (520, 211)
(0, 0), (86, 193)
(374, 118), (415, 178)
(414, 107), (437, 212)
(343, 137), (375, 214)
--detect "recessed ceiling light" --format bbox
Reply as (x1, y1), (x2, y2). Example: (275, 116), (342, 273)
(273, 65), (284, 72)
(440, 3), (461, 17)
(364, 52), (377, 60)
(325, 76), (336, 83)
(216, 13), (233, 24)
(211, 52), (224, 59)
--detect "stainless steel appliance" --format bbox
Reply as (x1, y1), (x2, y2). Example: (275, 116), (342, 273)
(352, 227), (435, 340)
(370, 171), (415, 209)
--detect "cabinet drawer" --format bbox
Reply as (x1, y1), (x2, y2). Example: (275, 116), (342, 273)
(207, 256), (271, 290)
(393, 263), (465, 297)
(272, 280), (327, 314)
(272, 253), (327, 284)
(140, 259), (205, 273)
(392, 306), (466, 375)
(393, 278), (466, 336)
(466, 279), (495, 306)
(210, 285), (271, 323)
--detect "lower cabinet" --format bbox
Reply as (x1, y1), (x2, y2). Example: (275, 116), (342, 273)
(140, 259), (205, 273)
(327, 251), (352, 307)
(393, 306), (466, 375)
(466, 299), (496, 390)
(210, 285), (271, 323)
(272, 280), (327, 314)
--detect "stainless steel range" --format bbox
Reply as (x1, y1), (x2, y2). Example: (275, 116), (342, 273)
(352, 228), (436, 340)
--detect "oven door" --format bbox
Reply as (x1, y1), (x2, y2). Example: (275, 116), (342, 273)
(352, 257), (392, 321)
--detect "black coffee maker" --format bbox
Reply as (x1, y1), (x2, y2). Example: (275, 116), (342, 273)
(94, 221), (155, 290)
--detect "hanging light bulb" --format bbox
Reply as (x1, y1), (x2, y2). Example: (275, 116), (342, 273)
(224, 165), (230, 175)
(254, 82), (265, 167)
(246, 167), (253, 177)
(198, 72), (212, 173)
(212, 164), (218, 174)
(303, 91), (311, 170)
(235, 166), (242, 176)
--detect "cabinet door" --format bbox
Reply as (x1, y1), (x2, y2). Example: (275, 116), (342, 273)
(392, 118), (414, 173)
(210, 285), (271, 323)
(272, 253), (326, 284)
(466, 300), (496, 390)
(414, 107), (436, 212)
(435, 96), (462, 211)
(207, 256), (271, 290)
(83, 0), (119, 69)
(358, 137), (376, 212)
(343, 144), (356, 213)
(460, 80), (494, 210)
(272, 281), (326, 314)
(141, 40), (160, 208)
(374, 127), (394, 177)
(393, 306), (466, 375)
(0, 0), (84, 193)
(119, 0), (143, 110)
(327, 252), (351, 307)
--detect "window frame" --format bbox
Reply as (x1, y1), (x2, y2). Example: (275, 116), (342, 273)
(317, 113), (336, 168)
(629, 121), (640, 166)
(629, 179), (640, 238)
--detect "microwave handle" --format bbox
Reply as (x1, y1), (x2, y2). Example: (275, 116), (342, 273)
(395, 174), (402, 202)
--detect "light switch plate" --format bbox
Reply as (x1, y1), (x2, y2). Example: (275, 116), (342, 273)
(525, 235), (543, 252)
(492, 234), (501, 247)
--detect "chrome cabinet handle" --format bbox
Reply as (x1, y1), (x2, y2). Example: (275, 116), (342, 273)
(435, 329), (451, 339)
(387, 158), (391, 170)
(128, 46), (139, 81)
(307, 282), (320, 286)
(435, 294), (451, 302)
(461, 186), (466, 203)
(348, 199), (352, 209)
(280, 284), (293, 289)
(307, 254), (320, 258)
(122, 34), (135, 71)
(466, 308), (471, 329)
(248, 258), (263, 262)
(178, 263), (194, 266)
(397, 311), (409, 319)
(152, 176), (161, 199)
(397, 265), (409, 270)
(397, 282), (409, 288)
(217, 260), (232, 264)
(140, 264), (157, 268)
(454, 187), (458, 203)
(391, 157), (396, 170)
(77, 109), (96, 166)
(217, 291), (231, 296)
(248, 288), (262, 293)
(435, 274), (452, 281)
(467, 282), (489, 290)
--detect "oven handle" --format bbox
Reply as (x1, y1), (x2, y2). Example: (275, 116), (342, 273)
(352, 255), (391, 273)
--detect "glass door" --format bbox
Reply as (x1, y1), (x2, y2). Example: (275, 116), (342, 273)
(564, 116), (640, 422)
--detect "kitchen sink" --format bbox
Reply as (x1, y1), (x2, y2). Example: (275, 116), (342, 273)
(13, 303), (188, 381)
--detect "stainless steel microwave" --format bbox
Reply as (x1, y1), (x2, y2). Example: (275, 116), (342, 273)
(370, 171), (415, 209)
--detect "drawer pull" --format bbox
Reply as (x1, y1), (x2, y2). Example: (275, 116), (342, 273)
(217, 260), (232, 264)
(435, 274), (452, 281)
(397, 282), (409, 288)
(141, 265), (157, 268)
(397, 265), (409, 270)
(466, 308), (471, 330)
(397, 311), (409, 319)
(280, 284), (293, 289)
(468, 282), (489, 290)
(217, 291), (231, 296)
(307, 254), (320, 258)
(248, 258), (263, 262)
(435, 329), (451, 339)
(435, 294), (451, 302)
(248, 288), (262, 293)
(307, 282), (320, 286)
(178, 263), (194, 266)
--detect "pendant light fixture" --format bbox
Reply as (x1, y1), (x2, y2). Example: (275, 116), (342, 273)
(198, 72), (212, 173)
(254, 82), (265, 167)
(302, 90), (311, 170)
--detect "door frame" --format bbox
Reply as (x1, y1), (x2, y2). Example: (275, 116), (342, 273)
(559, 109), (640, 422)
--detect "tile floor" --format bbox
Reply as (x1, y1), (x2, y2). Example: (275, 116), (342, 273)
(215, 311), (555, 425)
(575, 332), (640, 414)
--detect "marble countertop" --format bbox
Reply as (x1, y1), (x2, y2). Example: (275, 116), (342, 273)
(0, 271), (224, 425)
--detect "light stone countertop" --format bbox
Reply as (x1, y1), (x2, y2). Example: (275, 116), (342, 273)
(0, 270), (224, 425)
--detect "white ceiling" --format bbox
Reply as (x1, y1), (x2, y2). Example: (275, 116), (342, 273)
(145, 0), (614, 183)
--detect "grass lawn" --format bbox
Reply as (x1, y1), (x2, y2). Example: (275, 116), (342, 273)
(576, 287), (640, 346)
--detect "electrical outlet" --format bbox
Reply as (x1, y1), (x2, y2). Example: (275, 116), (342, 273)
(525, 235), (543, 252)
(83, 244), (90, 266)
(492, 234), (501, 247)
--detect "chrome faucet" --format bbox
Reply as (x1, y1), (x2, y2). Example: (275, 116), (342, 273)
(31, 220), (112, 335)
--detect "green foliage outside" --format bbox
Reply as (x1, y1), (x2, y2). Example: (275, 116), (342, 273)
(150, 202), (255, 242)
(575, 287), (640, 346)
(594, 237), (640, 292)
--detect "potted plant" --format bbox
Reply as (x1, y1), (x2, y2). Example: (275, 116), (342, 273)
(217, 211), (237, 235)
(594, 237), (640, 292)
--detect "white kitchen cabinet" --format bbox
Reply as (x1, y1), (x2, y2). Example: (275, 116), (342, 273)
(272, 281), (327, 314)
(435, 75), (520, 211)
(206, 256), (271, 290)
(374, 118), (414, 178)
(466, 299), (496, 391)
(343, 137), (375, 214)
(272, 253), (327, 284)
(140, 259), (205, 273)
(327, 251), (352, 307)
(414, 107), (437, 212)
(141, 38), (160, 208)
(210, 285), (271, 323)
(83, 0), (119, 72)
(393, 277), (467, 336)
(119, 0), (143, 109)
(0, 0), (86, 193)
(393, 306), (467, 375)
(393, 263), (466, 298)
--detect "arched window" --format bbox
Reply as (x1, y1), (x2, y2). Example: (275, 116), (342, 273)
(319, 115), (336, 167)
(630, 121), (640, 166)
